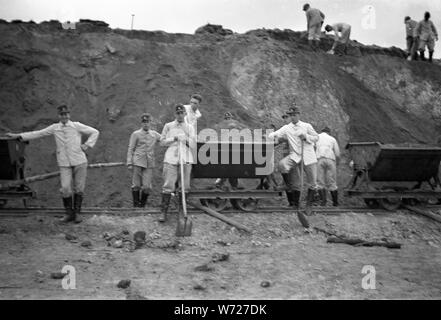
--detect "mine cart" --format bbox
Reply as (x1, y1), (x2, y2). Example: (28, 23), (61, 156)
(190, 141), (282, 211)
(344, 142), (441, 210)
(0, 137), (35, 207)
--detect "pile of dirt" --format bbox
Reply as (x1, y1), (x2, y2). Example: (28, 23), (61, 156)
(195, 23), (233, 36)
(0, 20), (440, 207)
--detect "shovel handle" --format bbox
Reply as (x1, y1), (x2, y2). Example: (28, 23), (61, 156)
(179, 140), (187, 218)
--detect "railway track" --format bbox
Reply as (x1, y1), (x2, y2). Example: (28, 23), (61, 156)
(2, 205), (440, 218)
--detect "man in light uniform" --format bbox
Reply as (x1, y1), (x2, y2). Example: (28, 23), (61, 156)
(324, 23), (351, 55)
(184, 93), (202, 137)
(268, 106), (319, 211)
(415, 11), (438, 62)
(7, 105), (99, 223)
(315, 126), (340, 206)
(159, 104), (196, 222)
(126, 113), (161, 208)
(404, 16), (419, 61)
(303, 3), (325, 51)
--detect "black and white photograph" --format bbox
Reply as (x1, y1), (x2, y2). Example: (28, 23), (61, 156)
(0, 0), (440, 305)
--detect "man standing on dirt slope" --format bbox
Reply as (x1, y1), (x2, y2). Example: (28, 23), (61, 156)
(6, 105), (99, 224)
(324, 23), (351, 56)
(404, 16), (419, 61)
(159, 104), (196, 223)
(213, 112), (247, 190)
(126, 113), (161, 208)
(315, 126), (340, 207)
(415, 11), (438, 62)
(184, 93), (202, 139)
(303, 3), (325, 52)
(268, 106), (319, 213)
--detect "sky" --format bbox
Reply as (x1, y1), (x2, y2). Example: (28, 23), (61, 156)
(0, 0), (440, 57)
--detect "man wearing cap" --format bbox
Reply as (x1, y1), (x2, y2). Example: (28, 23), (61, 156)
(184, 94), (202, 137)
(127, 113), (161, 208)
(268, 106), (319, 211)
(6, 105), (99, 223)
(404, 16), (419, 61)
(415, 12), (438, 62)
(214, 112), (247, 190)
(324, 23), (351, 55)
(159, 104), (196, 222)
(316, 127), (340, 206)
(303, 3), (325, 51)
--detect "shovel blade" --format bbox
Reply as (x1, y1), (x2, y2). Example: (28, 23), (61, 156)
(176, 216), (193, 237)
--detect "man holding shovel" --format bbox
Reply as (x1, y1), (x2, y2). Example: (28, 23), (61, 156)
(6, 105), (99, 223)
(159, 104), (196, 223)
(268, 106), (319, 226)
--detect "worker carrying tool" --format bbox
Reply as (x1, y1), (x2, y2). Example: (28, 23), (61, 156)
(324, 22), (351, 55)
(126, 113), (161, 208)
(415, 11), (438, 62)
(6, 105), (99, 223)
(404, 16), (419, 61)
(302, 3), (325, 52)
(315, 126), (341, 207)
(159, 104), (196, 223)
(268, 105), (319, 214)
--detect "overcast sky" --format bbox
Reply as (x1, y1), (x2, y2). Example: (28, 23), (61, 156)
(1, 0), (440, 57)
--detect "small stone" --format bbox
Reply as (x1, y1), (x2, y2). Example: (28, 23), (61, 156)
(113, 240), (123, 248)
(117, 279), (131, 289)
(122, 229), (130, 235)
(65, 233), (77, 241)
(194, 264), (214, 272)
(51, 272), (67, 279)
(81, 241), (92, 248)
(260, 281), (271, 288)
(193, 284), (206, 291)
(134, 231), (146, 243)
(212, 253), (230, 263)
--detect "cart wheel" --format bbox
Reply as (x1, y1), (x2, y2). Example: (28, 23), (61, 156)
(200, 198), (229, 211)
(379, 198), (402, 211)
(363, 198), (380, 209)
(403, 198), (419, 206)
(230, 198), (259, 212)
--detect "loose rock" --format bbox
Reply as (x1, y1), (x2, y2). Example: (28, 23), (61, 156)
(117, 279), (131, 289)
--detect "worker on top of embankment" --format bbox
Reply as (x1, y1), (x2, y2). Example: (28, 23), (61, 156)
(415, 11), (438, 62)
(6, 105), (99, 224)
(303, 3), (325, 52)
(184, 93), (202, 139)
(324, 23), (351, 55)
(404, 16), (419, 61)
(127, 113), (161, 208)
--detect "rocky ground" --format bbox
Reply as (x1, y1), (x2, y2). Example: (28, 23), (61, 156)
(1, 206), (440, 299)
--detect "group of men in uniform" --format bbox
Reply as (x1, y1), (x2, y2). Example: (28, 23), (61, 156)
(404, 13), (438, 62)
(303, 3), (438, 60)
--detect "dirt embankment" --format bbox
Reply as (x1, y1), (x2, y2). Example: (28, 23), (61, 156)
(0, 20), (440, 207)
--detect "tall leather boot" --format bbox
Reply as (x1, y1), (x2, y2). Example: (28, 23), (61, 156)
(132, 188), (140, 207)
(330, 190), (339, 207)
(61, 196), (74, 223)
(314, 40), (321, 52)
(292, 190), (301, 209)
(420, 50), (426, 61)
(308, 40), (315, 51)
(159, 193), (171, 222)
(73, 193), (83, 223)
(429, 51), (433, 63)
(139, 191), (149, 208)
(285, 191), (294, 206)
(276, 173), (291, 191)
(305, 188), (315, 215)
(319, 189), (327, 206)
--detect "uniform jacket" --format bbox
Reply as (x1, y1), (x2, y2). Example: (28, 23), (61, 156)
(269, 120), (319, 166)
(126, 129), (161, 168)
(160, 120), (196, 165)
(316, 132), (340, 161)
(20, 120), (99, 167)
